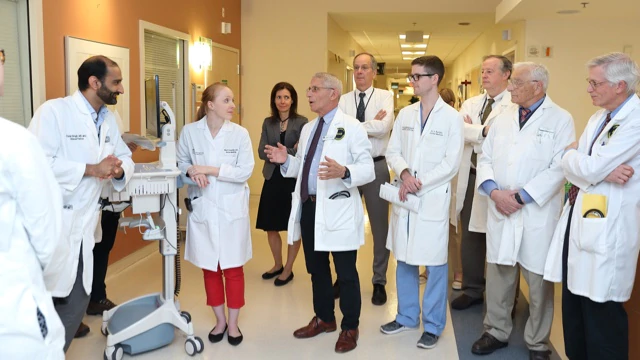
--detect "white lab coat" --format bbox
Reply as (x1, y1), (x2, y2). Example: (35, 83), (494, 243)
(385, 98), (464, 266)
(477, 96), (575, 275)
(284, 108), (374, 251)
(0, 118), (64, 359)
(177, 118), (254, 271)
(28, 91), (134, 297)
(544, 94), (640, 302)
(450, 90), (512, 232)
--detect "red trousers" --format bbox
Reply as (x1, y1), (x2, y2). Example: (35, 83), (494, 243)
(203, 265), (245, 308)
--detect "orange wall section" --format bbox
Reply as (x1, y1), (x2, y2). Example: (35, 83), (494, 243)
(42, 0), (241, 264)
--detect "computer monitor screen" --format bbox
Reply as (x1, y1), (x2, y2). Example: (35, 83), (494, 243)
(145, 75), (161, 139)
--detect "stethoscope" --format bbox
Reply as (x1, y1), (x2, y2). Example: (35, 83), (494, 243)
(354, 88), (374, 114)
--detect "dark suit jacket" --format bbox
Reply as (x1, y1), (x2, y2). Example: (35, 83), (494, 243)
(258, 115), (308, 180)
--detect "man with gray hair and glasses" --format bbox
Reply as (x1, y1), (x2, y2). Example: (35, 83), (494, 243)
(265, 72), (374, 353)
(473, 62), (575, 359)
(544, 52), (640, 360)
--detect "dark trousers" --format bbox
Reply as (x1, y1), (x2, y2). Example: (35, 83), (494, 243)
(562, 205), (628, 360)
(300, 199), (361, 330)
(460, 171), (487, 299)
(91, 210), (120, 302)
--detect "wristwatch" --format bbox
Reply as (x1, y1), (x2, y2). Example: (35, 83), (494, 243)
(514, 192), (524, 205)
(341, 166), (351, 180)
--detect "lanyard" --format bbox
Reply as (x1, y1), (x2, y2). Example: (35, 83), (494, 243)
(354, 88), (374, 115)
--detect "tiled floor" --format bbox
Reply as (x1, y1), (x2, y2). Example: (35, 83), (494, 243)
(67, 195), (566, 360)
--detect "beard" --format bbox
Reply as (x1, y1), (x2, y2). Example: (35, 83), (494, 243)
(97, 83), (119, 105)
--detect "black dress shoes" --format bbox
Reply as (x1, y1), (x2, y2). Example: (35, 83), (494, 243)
(450, 293), (483, 310)
(208, 324), (227, 343)
(228, 328), (243, 346)
(371, 284), (387, 305)
(471, 332), (508, 355)
(274, 272), (294, 286)
(262, 266), (284, 280)
(333, 280), (340, 299)
(529, 350), (551, 360)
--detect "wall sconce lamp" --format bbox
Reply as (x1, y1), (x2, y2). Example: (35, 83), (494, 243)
(192, 36), (212, 71)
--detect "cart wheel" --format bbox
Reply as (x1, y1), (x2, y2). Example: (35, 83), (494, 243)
(185, 338), (197, 356)
(180, 311), (192, 324)
(194, 336), (204, 353)
(101, 323), (109, 336)
(104, 344), (123, 360)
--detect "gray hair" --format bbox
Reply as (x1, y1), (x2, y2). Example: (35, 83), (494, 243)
(353, 52), (378, 72)
(313, 72), (343, 95)
(513, 62), (549, 92)
(587, 52), (640, 95)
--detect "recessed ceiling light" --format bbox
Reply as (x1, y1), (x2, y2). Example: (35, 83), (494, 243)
(399, 34), (430, 40)
(458, 22), (471, 26)
(557, 9), (580, 14)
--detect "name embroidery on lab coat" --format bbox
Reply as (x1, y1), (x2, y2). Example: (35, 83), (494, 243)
(192, 149), (204, 156)
(402, 126), (414, 132)
(429, 130), (443, 137)
(224, 148), (239, 155)
(66, 134), (87, 141)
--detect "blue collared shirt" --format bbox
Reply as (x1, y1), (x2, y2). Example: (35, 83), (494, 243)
(479, 96), (547, 204)
(79, 92), (109, 139)
(283, 107), (338, 195)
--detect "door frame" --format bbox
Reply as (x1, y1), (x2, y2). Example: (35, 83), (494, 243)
(210, 42), (240, 123)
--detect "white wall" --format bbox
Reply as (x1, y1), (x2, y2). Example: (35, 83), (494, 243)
(524, 19), (640, 133)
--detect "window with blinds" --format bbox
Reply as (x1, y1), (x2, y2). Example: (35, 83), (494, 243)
(0, 0), (31, 126)
(144, 30), (185, 134)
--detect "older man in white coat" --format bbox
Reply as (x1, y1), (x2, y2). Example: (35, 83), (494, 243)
(0, 52), (65, 360)
(28, 55), (134, 351)
(544, 52), (640, 360)
(380, 56), (463, 350)
(473, 62), (575, 360)
(451, 55), (513, 310)
(265, 72), (374, 353)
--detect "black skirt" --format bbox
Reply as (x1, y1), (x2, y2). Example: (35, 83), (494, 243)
(256, 165), (297, 231)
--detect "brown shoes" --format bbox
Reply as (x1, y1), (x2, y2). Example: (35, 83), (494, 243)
(293, 316), (337, 339)
(335, 329), (359, 353)
(74, 322), (90, 338)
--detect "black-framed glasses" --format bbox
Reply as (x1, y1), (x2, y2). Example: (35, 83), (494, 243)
(407, 73), (435, 82)
(586, 78), (608, 89)
(0, 49), (5, 65)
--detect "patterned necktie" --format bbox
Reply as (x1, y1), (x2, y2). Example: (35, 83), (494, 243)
(567, 112), (612, 205)
(481, 98), (495, 125)
(300, 118), (325, 202)
(519, 107), (532, 129)
(356, 92), (366, 122)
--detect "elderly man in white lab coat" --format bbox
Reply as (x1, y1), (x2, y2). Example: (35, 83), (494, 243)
(473, 62), (575, 360)
(544, 52), (640, 360)
(265, 72), (374, 353)
(0, 51), (65, 360)
(451, 55), (514, 310)
(380, 55), (463, 350)
(28, 55), (134, 351)
(338, 52), (394, 305)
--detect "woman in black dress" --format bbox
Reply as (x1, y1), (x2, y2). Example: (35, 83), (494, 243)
(256, 82), (307, 286)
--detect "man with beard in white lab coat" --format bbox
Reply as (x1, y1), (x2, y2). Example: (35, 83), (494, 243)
(338, 52), (394, 305)
(265, 72), (374, 353)
(28, 55), (134, 351)
(450, 55), (514, 311)
(473, 62), (575, 360)
(0, 47), (65, 360)
(544, 52), (640, 360)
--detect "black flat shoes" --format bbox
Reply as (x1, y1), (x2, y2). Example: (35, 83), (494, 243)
(262, 266), (284, 280)
(208, 324), (227, 343)
(274, 272), (294, 286)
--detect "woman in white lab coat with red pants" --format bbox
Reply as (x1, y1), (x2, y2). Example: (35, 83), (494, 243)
(177, 83), (254, 346)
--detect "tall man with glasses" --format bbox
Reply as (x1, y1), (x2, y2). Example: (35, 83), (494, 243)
(338, 52), (394, 305)
(472, 62), (575, 360)
(265, 73), (374, 353)
(380, 56), (463, 350)
(544, 52), (640, 360)
(451, 55), (514, 311)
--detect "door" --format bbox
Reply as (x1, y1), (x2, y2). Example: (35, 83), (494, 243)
(206, 44), (240, 124)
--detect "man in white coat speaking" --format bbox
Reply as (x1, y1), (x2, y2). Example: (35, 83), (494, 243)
(473, 62), (575, 359)
(265, 72), (374, 353)
(380, 55), (463, 350)
(544, 52), (640, 360)
(28, 55), (134, 351)
(450, 55), (513, 310)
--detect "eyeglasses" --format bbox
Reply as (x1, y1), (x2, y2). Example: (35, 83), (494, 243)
(308, 86), (333, 93)
(407, 73), (436, 82)
(586, 78), (608, 89)
(0, 49), (5, 65)
(508, 79), (539, 88)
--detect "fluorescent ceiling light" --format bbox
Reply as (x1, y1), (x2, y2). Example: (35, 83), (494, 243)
(402, 51), (426, 55)
(399, 34), (430, 40)
(401, 44), (427, 49)
(403, 57), (414, 61)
